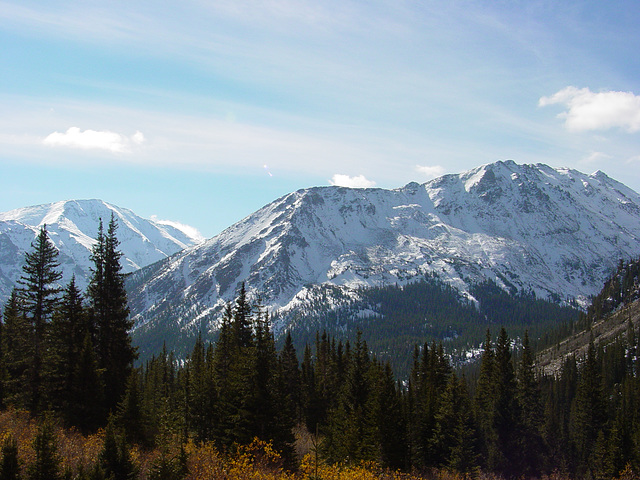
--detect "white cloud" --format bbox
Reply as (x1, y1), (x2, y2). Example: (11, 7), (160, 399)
(416, 164), (445, 180)
(150, 216), (205, 243)
(329, 174), (376, 188)
(42, 127), (145, 153)
(539, 87), (640, 132)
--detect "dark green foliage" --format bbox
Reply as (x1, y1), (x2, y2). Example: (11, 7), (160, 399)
(1, 292), (32, 408)
(323, 332), (376, 464)
(517, 330), (545, 476)
(27, 419), (61, 480)
(70, 333), (104, 433)
(117, 371), (148, 447)
(282, 276), (579, 379)
(16, 226), (62, 413)
(88, 215), (137, 414)
(430, 373), (477, 473)
(0, 435), (21, 480)
(147, 445), (187, 480)
(99, 420), (137, 480)
(47, 277), (89, 422)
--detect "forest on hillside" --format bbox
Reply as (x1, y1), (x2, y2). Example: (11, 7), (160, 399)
(1, 220), (640, 479)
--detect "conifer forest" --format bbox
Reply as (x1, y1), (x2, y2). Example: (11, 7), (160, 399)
(2, 219), (640, 480)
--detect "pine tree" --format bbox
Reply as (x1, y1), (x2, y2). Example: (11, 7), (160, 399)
(570, 336), (606, 475)
(46, 277), (88, 422)
(278, 332), (301, 424)
(185, 333), (216, 443)
(118, 370), (148, 447)
(493, 327), (520, 477)
(17, 225), (62, 413)
(474, 329), (498, 470)
(70, 333), (104, 433)
(0, 435), (21, 480)
(517, 330), (544, 476)
(27, 419), (61, 480)
(99, 419), (137, 480)
(232, 283), (252, 348)
(431, 373), (477, 473)
(1, 292), (31, 408)
(371, 361), (406, 469)
(88, 214), (137, 414)
(323, 332), (375, 464)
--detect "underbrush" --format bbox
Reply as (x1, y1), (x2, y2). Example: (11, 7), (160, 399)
(1, 409), (637, 480)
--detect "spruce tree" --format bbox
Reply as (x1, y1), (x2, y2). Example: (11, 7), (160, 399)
(70, 333), (104, 433)
(493, 327), (520, 477)
(323, 332), (375, 464)
(474, 329), (498, 470)
(0, 435), (21, 480)
(431, 373), (477, 473)
(517, 330), (544, 476)
(17, 225), (62, 413)
(570, 336), (606, 474)
(27, 419), (61, 480)
(47, 277), (88, 422)
(1, 292), (31, 408)
(88, 215), (137, 414)
(99, 419), (137, 480)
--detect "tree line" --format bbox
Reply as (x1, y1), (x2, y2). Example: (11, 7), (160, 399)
(0, 216), (136, 433)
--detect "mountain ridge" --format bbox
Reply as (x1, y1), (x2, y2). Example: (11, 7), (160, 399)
(0, 199), (204, 304)
(125, 160), (640, 355)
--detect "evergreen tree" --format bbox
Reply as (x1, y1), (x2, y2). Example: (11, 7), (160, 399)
(492, 327), (520, 477)
(474, 329), (497, 470)
(117, 370), (148, 447)
(47, 277), (88, 422)
(431, 373), (477, 473)
(27, 419), (61, 480)
(185, 333), (216, 443)
(0, 435), (21, 480)
(17, 225), (62, 413)
(70, 333), (104, 433)
(517, 330), (544, 476)
(99, 419), (137, 480)
(1, 292), (31, 408)
(211, 305), (234, 446)
(233, 283), (252, 348)
(278, 332), (301, 424)
(323, 332), (375, 464)
(88, 215), (137, 414)
(570, 336), (606, 475)
(371, 361), (406, 469)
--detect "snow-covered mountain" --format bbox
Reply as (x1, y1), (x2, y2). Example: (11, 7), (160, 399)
(126, 160), (640, 347)
(0, 199), (204, 304)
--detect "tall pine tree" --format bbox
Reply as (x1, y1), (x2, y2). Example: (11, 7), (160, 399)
(16, 226), (62, 413)
(88, 214), (137, 414)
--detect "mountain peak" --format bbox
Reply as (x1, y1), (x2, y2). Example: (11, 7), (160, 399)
(0, 199), (203, 304)
(125, 161), (640, 353)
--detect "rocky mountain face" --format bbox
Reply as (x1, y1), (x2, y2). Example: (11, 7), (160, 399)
(0, 199), (204, 304)
(126, 160), (640, 353)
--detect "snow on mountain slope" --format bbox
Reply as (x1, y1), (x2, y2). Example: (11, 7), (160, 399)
(126, 160), (640, 341)
(0, 199), (204, 304)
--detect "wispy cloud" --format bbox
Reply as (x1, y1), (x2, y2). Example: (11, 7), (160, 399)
(415, 164), (445, 180)
(580, 151), (612, 165)
(539, 87), (640, 133)
(42, 127), (144, 153)
(150, 215), (205, 243)
(329, 174), (376, 188)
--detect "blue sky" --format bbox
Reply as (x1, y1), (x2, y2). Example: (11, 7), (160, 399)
(2, 1), (640, 238)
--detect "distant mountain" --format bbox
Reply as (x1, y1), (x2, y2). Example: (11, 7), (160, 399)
(126, 160), (640, 358)
(0, 199), (204, 304)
